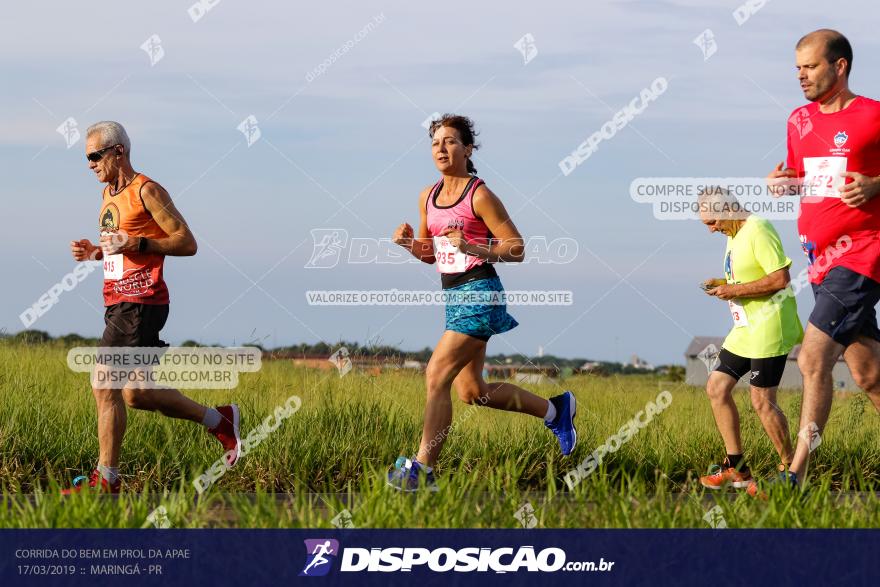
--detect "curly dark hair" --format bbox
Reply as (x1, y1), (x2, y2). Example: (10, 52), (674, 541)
(428, 113), (480, 174)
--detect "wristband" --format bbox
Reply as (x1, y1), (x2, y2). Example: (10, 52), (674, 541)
(138, 237), (149, 253)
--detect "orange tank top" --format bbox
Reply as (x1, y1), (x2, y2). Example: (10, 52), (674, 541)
(99, 173), (169, 306)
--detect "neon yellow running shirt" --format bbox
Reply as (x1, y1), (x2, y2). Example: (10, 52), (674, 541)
(722, 215), (803, 359)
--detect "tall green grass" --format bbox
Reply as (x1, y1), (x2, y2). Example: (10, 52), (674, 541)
(1, 343), (877, 527)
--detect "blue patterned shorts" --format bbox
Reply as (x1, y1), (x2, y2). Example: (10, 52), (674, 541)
(444, 277), (519, 341)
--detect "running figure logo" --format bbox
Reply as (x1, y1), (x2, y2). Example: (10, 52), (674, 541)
(692, 29), (717, 61)
(798, 421), (822, 452)
(513, 33), (538, 65)
(788, 107), (813, 139)
(703, 505), (727, 529)
(697, 344), (721, 374)
(300, 539), (339, 577)
(237, 114), (261, 147)
(56, 117), (80, 149)
(140, 34), (165, 66)
(306, 229), (349, 269)
(514, 501), (538, 528)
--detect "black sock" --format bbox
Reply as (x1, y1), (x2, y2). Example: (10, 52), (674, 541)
(726, 454), (748, 472)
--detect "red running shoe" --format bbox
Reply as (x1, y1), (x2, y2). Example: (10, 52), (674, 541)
(61, 469), (121, 495)
(209, 404), (241, 467)
(699, 458), (752, 490)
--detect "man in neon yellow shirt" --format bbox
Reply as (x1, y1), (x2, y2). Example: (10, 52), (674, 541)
(696, 188), (803, 495)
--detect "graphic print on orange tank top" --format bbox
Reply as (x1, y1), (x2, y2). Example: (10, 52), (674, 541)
(98, 173), (169, 306)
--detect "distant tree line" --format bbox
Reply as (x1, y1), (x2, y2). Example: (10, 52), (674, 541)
(1, 330), (684, 379)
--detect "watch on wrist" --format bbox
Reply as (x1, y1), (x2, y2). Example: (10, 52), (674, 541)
(138, 237), (149, 253)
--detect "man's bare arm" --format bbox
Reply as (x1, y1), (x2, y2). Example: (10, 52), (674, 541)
(138, 183), (198, 256)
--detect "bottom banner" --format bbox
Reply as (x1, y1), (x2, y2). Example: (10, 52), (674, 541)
(1, 529), (873, 585)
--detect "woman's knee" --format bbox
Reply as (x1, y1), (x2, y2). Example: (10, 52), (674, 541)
(455, 383), (485, 405)
(425, 361), (456, 394)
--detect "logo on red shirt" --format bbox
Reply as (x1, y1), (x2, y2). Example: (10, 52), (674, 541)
(788, 107), (813, 139)
(799, 234), (816, 265)
(833, 131), (848, 148)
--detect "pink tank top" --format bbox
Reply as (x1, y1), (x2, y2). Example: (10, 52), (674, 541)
(426, 176), (491, 274)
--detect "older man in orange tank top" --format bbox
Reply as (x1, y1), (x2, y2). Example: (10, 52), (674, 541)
(64, 121), (241, 494)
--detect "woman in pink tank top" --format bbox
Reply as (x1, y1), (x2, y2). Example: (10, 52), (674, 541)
(386, 114), (577, 491)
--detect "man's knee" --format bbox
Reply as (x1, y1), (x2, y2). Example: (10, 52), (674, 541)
(92, 386), (122, 405)
(851, 366), (880, 392)
(797, 349), (831, 379)
(121, 388), (153, 410)
(705, 377), (731, 403)
(749, 387), (779, 415)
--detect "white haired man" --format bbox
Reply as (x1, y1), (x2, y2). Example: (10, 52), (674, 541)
(64, 121), (240, 494)
(696, 188), (802, 495)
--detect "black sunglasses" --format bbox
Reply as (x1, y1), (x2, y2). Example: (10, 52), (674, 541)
(86, 144), (121, 163)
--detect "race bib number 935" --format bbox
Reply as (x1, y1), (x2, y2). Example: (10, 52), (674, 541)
(433, 236), (467, 274)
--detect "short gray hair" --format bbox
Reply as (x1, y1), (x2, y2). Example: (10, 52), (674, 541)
(697, 186), (747, 221)
(86, 121), (131, 155)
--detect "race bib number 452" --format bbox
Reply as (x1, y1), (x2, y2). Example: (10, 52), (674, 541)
(803, 156), (847, 199)
(433, 236), (467, 274)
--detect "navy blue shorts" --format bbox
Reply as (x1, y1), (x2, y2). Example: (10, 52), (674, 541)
(810, 267), (880, 346)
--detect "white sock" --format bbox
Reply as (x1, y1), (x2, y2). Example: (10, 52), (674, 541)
(202, 407), (222, 429)
(543, 400), (557, 423)
(97, 465), (119, 484)
(414, 459), (432, 474)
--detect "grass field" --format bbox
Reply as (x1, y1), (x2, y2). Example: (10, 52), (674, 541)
(1, 342), (878, 528)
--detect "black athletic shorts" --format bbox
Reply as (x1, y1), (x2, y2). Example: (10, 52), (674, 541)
(714, 348), (788, 388)
(99, 302), (169, 348)
(809, 266), (880, 346)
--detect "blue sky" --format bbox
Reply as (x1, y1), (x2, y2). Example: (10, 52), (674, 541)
(2, 0), (878, 364)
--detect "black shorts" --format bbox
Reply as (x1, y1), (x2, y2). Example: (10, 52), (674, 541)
(809, 266), (880, 346)
(714, 348), (788, 388)
(99, 302), (169, 348)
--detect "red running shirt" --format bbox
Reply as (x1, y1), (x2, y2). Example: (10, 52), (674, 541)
(786, 96), (880, 284)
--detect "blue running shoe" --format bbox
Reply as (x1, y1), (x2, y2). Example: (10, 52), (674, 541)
(769, 465), (799, 489)
(386, 456), (438, 492)
(747, 464), (799, 499)
(545, 391), (577, 455)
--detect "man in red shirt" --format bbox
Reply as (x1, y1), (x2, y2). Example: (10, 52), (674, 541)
(64, 121), (242, 493)
(767, 30), (880, 488)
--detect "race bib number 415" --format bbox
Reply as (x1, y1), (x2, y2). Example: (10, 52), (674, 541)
(803, 156), (847, 199)
(103, 253), (123, 280)
(433, 236), (467, 274)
